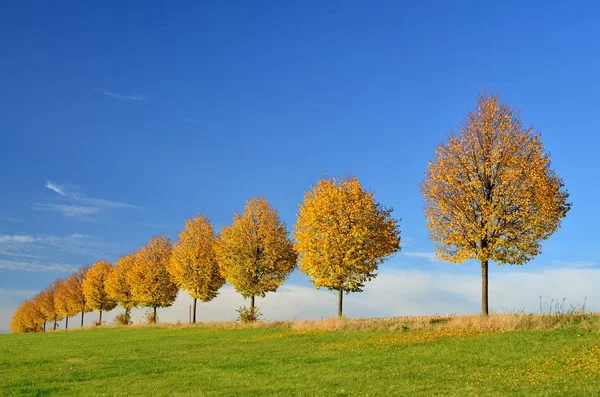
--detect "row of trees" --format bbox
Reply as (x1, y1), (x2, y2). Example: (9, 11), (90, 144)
(11, 179), (401, 333)
(10, 94), (571, 333)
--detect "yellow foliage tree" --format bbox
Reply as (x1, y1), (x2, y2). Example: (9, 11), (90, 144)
(83, 260), (118, 324)
(54, 278), (77, 329)
(215, 197), (297, 311)
(294, 176), (401, 317)
(10, 300), (44, 333)
(36, 281), (63, 330)
(169, 214), (225, 323)
(421, 94), (571, 316)
(127, 236), (178, 322)
(63, 266), (93, 327)
(105, 253), (137, 317)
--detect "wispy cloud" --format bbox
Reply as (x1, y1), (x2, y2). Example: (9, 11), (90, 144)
(33, 203), (102, 217)
(550, 260), (596, 268)
(0, 259), (77, 273)
(0, 217), (24, 223)
(0, 233), (119, 260)
(403, 251), (440, 262)
(44, 181), (67, 196)
(36, 180), (138, 220)
(95, 88), (149, 103)
(0, 235), (36, 243)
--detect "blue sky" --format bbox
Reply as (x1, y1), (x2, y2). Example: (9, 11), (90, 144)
(1, 1), (599, 331)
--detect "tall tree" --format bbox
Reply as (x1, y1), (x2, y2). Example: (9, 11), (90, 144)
(169, 214), (225, 323)
(421, 94), (570, 316)
(294, 176), (401, 317)
(83, 260), (118, 324)
(105, 254), (137, 318)
(215, 197), (296, 311)
(54, 278), (78, 329)
(127, 236), (178, 322)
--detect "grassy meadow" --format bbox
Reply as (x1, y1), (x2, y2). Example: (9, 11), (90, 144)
(1, 314), (600, 396)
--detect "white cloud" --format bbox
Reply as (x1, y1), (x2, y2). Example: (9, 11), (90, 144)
(44, 180), (67, 196)
(0, 259), (77, 273)
(550, 260), (596, 268)
(95, 88), (149, 103)
(0, 217), (23, 223)
(403, 251), (439, 262)
(33, 203), (101, 217)
(0, 235), (36, 243)
(37, 180), (137, 219)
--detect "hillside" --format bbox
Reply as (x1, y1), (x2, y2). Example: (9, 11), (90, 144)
(1, 316), (599, 396)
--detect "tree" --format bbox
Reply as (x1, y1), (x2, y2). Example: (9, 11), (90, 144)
(54, 278), (77, 329)
(169, 214), (225, 323)
(215, 197), (296, 312)
(106, 253), (137, 318)
(64, 267), (93, 327)
(36, 281), (63, 330)
(83, 260), (118, 324)
(294, 176), (401, 317)
(421, 94), (570, 316)
(127, 236), (178, 322)
(10, 300), (43, 333)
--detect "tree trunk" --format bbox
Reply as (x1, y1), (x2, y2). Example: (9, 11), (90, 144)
(250, 295), (255, 309)
(65, 316), (69, 330)
(99, 310), (103, 324)
(338, 289), (343, 318)
(153, 306), (157, 322)
(193, 298), (197, 324)
(125, 307), (130, 317)
(53, 317), (57, 331)
(81, 311), (84, 327)
(43, 322), (46, 332)
(481, 260), (489, 316)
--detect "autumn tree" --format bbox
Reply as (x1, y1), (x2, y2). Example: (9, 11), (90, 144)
(127, 236), (178, 322)
(169, 214), (225, 323)
(105, 253), (137, 318)
(83, 260), (118, 324)
(54, 278), (77, 329)
(36, 281), (63, 330)
(63, 267), (92, 327)
(421, 94), (570, 316)
(215, 197), (297, 312)
(10, 300), (44, 333)
(294, 176), (401, 317)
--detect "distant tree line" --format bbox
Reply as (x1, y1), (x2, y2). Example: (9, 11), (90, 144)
(10, 94), (570, 333)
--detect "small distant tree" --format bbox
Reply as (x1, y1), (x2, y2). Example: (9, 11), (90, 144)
(215, 197), (297, 313)
(105, 253), (137, 321)
(83, 260), (118, 324)
(37, 281), (63, 330)
(169, 214), (225, 323)
(54, 278), (78, 329)
(294, 176), (401, 317)
(127, 236), (178, 322)
(421, 93), (571, 316)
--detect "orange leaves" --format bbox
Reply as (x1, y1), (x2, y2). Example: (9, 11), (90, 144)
(127, 236), (178, 310)
(294, 176), (401, 293)
(82, 260), (118, 314)
(169, 214), (225, 302)
(421, 94), (570, 265)
(215, 197), (297, 299)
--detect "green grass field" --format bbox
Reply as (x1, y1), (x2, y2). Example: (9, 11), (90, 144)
(1, 318), (599, 396)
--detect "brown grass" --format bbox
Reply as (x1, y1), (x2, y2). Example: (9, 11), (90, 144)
(97, 312), (600, 334)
